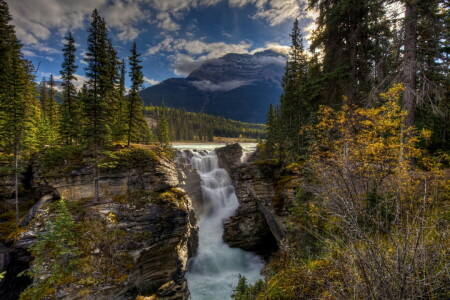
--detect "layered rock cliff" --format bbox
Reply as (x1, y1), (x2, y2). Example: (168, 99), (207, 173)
(0, 147), (198, 300)
(217, 144), (289, 255)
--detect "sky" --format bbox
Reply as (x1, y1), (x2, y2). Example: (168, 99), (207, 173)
(8, 0), (315, 89)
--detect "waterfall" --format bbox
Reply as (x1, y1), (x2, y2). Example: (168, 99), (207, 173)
(185, 151), (264, 300)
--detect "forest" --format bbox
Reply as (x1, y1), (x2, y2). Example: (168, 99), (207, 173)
(144, 106), (265, 142)
(0, 0), (449, 299)
(231, 0), (449, 299)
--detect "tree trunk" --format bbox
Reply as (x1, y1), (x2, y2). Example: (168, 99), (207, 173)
(403, 0), (417, 128)
(14, 143), (19, 225)
(348, 5), (358, 104)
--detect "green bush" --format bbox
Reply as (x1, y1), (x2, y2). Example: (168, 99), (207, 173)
(99, 146), (158, 170)
(37, 145), (85, 176)
(231, 275), (265, 300)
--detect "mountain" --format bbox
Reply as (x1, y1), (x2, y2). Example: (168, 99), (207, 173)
(140, 50), (285, 123)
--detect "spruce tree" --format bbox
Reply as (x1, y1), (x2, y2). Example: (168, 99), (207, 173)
(21, 199), (82, 299)
(0, 0), (39, 224)
(279, 19), (309, 160)
(111, 59), (127, 142)
(127, 42), (146, 147)
(47, 74), (59, 134)
(403, 0), (418, 128)
(60, 31), (80, 145)
(38, 76), (58, 145)
(157, 104), (171, 146)
(83, 9), (111, 149)
(309, 0), (390, 105)
(83, 9), (112, 202)
(265, 104), (278, 156)
(105, 37), (123, 143)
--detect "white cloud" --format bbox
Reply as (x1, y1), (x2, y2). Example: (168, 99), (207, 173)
(22, 49), (37, 57)
(144, 77), (160, 86)
(147, 37), (252, 75)
(10, 0), (309, 49)
(148, 0), (306, 34)
(172, 54), (208, 76)
(8, 0), (150, 46)
(251, 42), (290, 55)
(147, 37), (290, 75)
(102, 0), (150, 41)
(69, 74), (90, 91)
(229, 0), (305, 26)
(155, 12), (180, 31)
(191, 79), (251, 92)
(252, 55), (285, 66)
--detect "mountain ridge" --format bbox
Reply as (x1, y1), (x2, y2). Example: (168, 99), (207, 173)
(140, 50), (285, 123)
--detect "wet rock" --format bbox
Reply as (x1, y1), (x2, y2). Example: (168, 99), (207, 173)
(215, 143), (243, 175)
(217, 147), (287, 255)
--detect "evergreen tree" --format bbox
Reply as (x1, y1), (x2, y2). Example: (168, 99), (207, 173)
(83, 9), (112, 202)
(111, 59), (127, 142)
(279, 19), (310, 160)
(59, 31), (80, 145)
(265, 104), (278, 156)
(106, 37), (123, 142)
(0, 0), (39, 224)
(21, 199), (82, 300)
(39, 77), (49, 119)
(403, 0), (418, 128)
(156, 104), (170, 146)
(127, 42), (146, 147)
(83, 9), (111, 149)
(47, 74), (59, 133)
(414, 0), (449, 150)
(309, 0), (391, 105)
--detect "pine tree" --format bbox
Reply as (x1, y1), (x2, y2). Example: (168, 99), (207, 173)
(111, 59), (127, 142)
(83, 9), (112, 202)
(83, 9), (111, 149)
(60, 31), (80, 145)
(414, 0), (449, 150)
(39, 77), (49, 118)
(47, 74), (59, 134)
(309, 0), (391, 105)
(403, 0), (418, 128)
(106, 37), (123, 143)
(127, 42), (146, 147)
(0, 0), (39, 224)
(156, 104), (170, 146)
(21, 199), (82, 299)
(279, 19), (310, 160)
(265, 104), (277, 156)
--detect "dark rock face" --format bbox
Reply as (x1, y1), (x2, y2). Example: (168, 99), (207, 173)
(0, 243), (31, 300)
(215, 143), (243, 175)
(139, 50), (284, 123)
(216, 145), (286, 255)
(1, 152), (198, 300)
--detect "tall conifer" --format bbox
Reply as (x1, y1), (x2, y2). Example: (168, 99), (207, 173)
(0, 0), (39, 223)
(157, 104), (170, 146)
(127, 42), (145, 147)
(83, 9), (111, 148)
(60, 31), (79, 145)
(83, 9), (112, 202)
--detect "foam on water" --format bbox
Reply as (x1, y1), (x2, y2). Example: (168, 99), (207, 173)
(185, 151), (263, 300)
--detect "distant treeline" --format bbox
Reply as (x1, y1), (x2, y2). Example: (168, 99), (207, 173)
(143, 106), (266, 141)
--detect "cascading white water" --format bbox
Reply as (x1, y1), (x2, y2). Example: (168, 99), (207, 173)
(185, 151), (264, 300)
